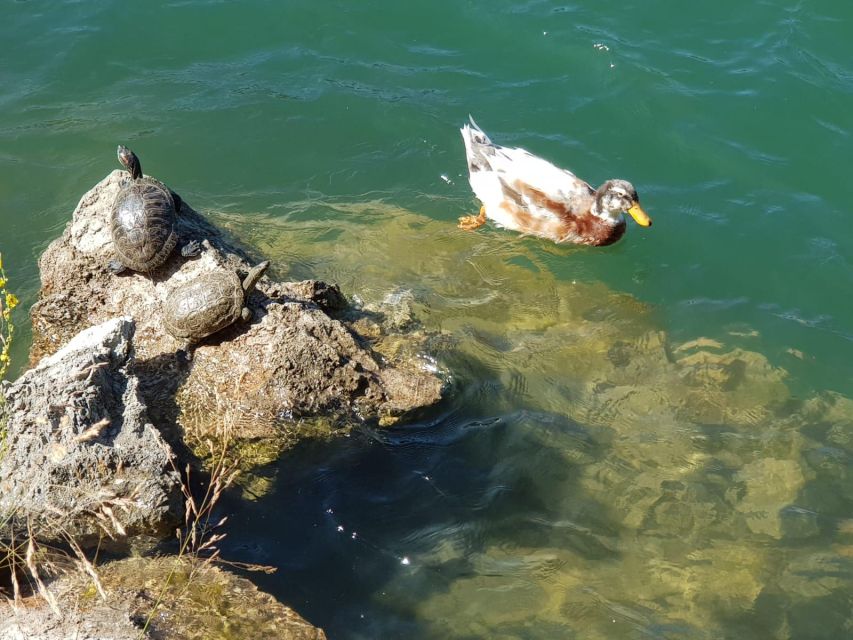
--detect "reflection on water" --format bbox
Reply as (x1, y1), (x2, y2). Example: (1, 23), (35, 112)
(219, 203), (852, 639)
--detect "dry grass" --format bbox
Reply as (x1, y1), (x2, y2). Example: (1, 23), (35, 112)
(1, 251), (270, 631)
(0, 255), (122, 613)
(0, 513), (105, 614)
(138, 391), (275, 636)
(1, 398), (262, 637)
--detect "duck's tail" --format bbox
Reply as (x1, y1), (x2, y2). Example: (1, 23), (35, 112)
(461, 115), (495, 173)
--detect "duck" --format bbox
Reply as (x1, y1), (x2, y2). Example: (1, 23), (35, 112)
(458, 116), (651, 246)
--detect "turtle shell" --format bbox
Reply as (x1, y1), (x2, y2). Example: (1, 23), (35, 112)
(163, 270), (245, 341)
(110, 177), (178, 271)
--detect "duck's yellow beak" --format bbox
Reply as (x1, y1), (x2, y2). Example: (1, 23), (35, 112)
(627, 202), (652, 227)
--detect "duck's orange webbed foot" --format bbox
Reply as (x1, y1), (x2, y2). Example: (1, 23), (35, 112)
(458, 206), (487, 231)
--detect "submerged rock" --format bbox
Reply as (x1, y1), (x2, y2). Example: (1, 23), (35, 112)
(732, 457), (808, 538)
(30, 172), (442, 456)
(0, 556), (326, 640)
(235, 203), (853, 639)
(0, 317), (180, 544)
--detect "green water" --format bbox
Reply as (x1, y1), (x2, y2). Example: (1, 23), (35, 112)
(3, 1), (852, 638)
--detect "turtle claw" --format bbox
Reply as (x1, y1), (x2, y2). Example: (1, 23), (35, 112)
(107, 260), (127, 275)
(181, 240), (202, 258)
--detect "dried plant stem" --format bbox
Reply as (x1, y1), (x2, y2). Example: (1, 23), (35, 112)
(26, 522), (61, 616)
(139, 403), (242, 635)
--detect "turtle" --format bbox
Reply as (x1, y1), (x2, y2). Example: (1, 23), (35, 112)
(107, 145), (201, 274)
(163, 260), (271, 355)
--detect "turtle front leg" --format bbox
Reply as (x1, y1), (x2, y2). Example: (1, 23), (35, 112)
(458, 206), (487, 231)
(181, 240), (202, 258)
(177, 341), (195, 363)
(107, 259), (128, 275)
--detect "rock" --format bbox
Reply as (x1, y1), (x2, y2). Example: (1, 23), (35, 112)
(363, 288), (417, 331)
(732, 458), (806, 538)
(798, 392), (853, 454)
(30, 172), (442, 452)
(0, 556), (326, 640)
(778, 505), (820, 540)
(0, 318), (181, 545)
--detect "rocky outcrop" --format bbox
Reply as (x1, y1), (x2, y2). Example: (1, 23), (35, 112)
(0, 317), (180, 544)
(30, 171), (442, 449)
(0, 556), (326, 640)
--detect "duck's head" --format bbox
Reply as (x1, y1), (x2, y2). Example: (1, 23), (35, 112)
(594, 179), (652, 227)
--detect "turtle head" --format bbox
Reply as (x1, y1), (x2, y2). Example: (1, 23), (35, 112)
(117, 145), (142, 180)
(242, 260), (270, 293)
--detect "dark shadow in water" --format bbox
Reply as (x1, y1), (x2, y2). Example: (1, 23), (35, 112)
(217, 391), (630, 639)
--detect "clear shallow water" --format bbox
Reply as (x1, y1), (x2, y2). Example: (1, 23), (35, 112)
(2, 1), (852, 638)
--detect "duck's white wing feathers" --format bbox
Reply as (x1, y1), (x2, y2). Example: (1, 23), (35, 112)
(489, 146), (594, 214)
(461, 122), (595, 221)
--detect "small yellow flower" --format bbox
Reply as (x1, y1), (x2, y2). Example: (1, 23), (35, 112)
(0, 278), (5, 289)
(5, 293), (18, 310)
